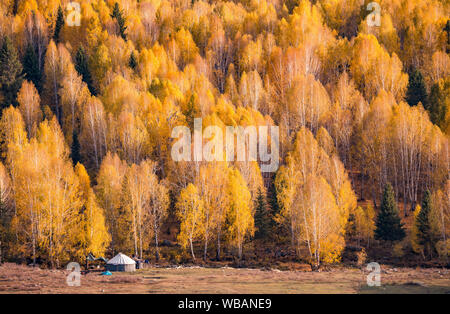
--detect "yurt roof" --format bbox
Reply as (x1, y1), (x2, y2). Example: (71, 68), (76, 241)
(106, 253), (136, 265)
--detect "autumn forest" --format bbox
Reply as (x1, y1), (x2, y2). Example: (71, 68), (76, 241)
(0, 0), (449, 270)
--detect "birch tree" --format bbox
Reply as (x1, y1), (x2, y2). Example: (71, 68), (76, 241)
(17, 80), (42, 138)
(177, 183), (204, 261)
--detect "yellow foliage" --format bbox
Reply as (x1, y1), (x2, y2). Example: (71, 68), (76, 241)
(17, 81), (42, 138)
(276, 127), (354, 268)
(226, 168), (254, 260)
(177, 183), (204, 261)
(74, 163), (110, 259)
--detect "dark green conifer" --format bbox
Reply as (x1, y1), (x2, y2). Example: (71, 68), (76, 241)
(254, 188), (271, 240)
(375, 183), (406, 242)
(71, 131), (81, 166)
(75, 46), (96, 95)
(129, 51), (138, 70)
(416, 190), (436, 258)
(53, 6), (65, 43)
(23, 44), (41, 91)
(406, 69), (428, 107)
(0, 36), (23, 109)
(427, 82), (448, 128)
(111, 3), (127, 40)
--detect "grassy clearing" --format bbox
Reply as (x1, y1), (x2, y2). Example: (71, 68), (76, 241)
(0, 263), (448, 294)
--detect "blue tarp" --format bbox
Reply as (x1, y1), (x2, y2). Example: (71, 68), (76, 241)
(101, 271), (112, 276)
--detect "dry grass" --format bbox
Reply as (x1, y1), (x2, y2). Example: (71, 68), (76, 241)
(0, 263), (448, 294)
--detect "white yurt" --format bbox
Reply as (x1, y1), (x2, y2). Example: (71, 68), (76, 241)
(106, 253), (136, 272)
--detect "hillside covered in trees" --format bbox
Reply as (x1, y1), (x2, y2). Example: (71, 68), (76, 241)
(0, 0), (448, 269)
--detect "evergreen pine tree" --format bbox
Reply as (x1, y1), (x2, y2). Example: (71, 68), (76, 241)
(111, 3), (127, 40)
(75, 46), (96, 95)
(0, 36), (23, 109)
(345, 213), (357, 240)
(427, 82), (448, 128)
(129, 51), (138, 70)
(53, 6), (65, 43)
(444, 20), (450, 53)
(375, 183), (405, 242)
(416, 190), (435, 258)
(183, 94), (199, 129)
(406, 69), (428, 107)
(23, 44), (42, 92)
(12, 0), (19, 15)
(254, 188), (271, 240)
(267, 177), (280, 238)
(71, 131), (81, 165)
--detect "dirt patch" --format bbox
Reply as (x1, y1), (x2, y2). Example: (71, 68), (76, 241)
(0, 263), (448, 294)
